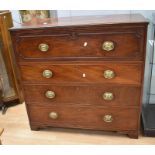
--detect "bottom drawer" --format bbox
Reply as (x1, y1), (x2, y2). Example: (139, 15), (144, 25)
(27, 105), (139, 131)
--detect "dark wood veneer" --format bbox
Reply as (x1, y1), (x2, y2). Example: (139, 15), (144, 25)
(23, 84), (141, 106)
(19, 62), (142, 85)
(10, 14), (148, 138)
(27, 105), (139, 131)
(17, 31), (143, 60)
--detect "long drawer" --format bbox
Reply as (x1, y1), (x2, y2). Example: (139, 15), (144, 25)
(16, 30), (144, 60)
(19, 62), (142, 85)
(27, 105), (139, 131)
(24, 84), (141, 106)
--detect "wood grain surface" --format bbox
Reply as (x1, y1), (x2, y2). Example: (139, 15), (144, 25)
(10, 14), (148, 138)
(27, 105), (139, 131)
(17, 31), (143, 60)
(19, 62), (143, 85)
(23, 84), (141, 107)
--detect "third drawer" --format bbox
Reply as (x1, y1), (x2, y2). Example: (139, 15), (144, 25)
(24, 84), (141, 106)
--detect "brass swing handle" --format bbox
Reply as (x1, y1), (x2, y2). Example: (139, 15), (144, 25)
(45, 90), (56, 99)
(38, 43), (49, 52)
(102, 41), (115, 51)
(49, 112), (58, 119)
(103, 70), (115, 79)
(103, 115), (113, 123)
(102, 92), (114, 101)
(42, 70), (53, 78)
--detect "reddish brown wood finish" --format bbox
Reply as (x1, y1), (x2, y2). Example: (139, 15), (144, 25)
(11, 23), (147, 62)
(24, 84), (141, 107)
(19, 62), (142, 85)
(17, 32), (143, 60)
(27, 105), (139, 131)
(10, 14), (148, 138)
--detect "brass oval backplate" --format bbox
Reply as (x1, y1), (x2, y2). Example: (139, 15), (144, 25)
(103, 115), (113, 123)
(103, 70), (115, 79)
(49, 112), (58, 119)
(102, 41), (115, 51)
(38, 43), (49, 52)
(42, 70), (53, 78)
(102, 92), (114, 101)
(45, 90), (55, 99)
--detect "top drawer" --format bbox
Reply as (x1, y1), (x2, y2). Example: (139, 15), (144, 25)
(15, 29), (145, 61)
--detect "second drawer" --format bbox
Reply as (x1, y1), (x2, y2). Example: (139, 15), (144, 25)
(20, 62), (142, 85)
(24, 84), (141, 106)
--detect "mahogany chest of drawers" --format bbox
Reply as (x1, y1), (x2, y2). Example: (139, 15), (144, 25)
(10, 14), (148, 138)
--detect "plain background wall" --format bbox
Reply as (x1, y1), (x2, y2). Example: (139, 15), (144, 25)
(57, 10), (154, 19)
(11, 10), (155, 22)
(10, 10), (155, 105)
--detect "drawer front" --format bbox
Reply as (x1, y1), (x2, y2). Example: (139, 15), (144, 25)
(27, 105), (138, 131)
(24, 84), (141, 106)
(17, 32), (143, 60)
(20, 62), (142, 85)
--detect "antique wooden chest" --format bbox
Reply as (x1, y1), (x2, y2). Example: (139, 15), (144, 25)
(10, 14), (148, 138)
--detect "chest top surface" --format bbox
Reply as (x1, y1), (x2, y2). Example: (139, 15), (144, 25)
(10, 14), (148, 30)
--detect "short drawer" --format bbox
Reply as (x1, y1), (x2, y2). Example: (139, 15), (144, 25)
(27, 105), (139, 131)
(20, 62), (142, 85)
(17, 31), (144, 60)
(24, 84), (141, 106)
